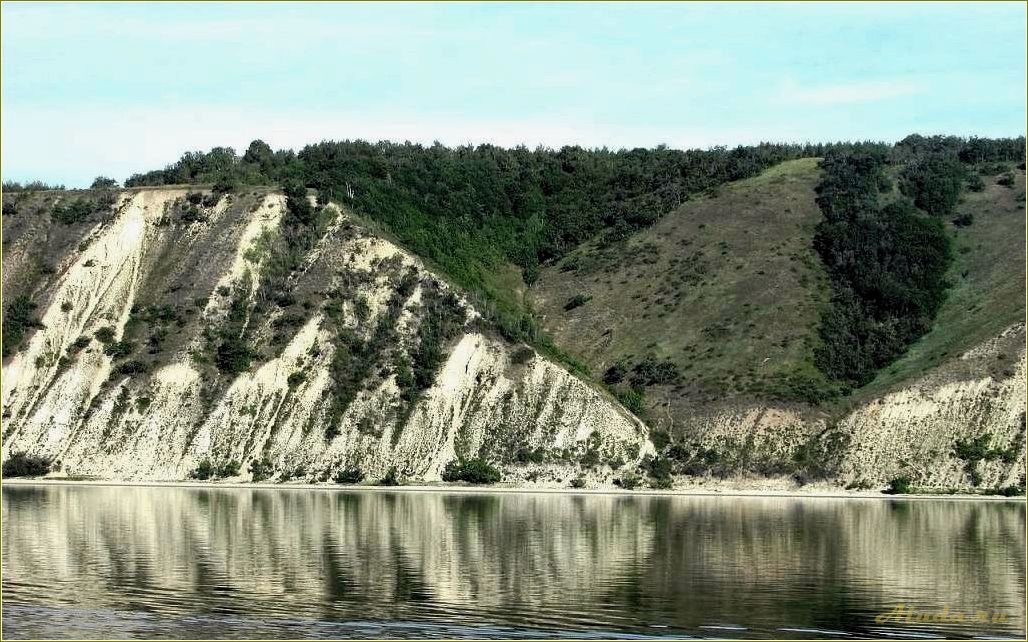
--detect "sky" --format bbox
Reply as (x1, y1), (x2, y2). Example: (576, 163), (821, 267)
(2, 1), (1025, 187)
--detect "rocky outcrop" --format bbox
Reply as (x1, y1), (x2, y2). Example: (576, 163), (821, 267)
(2, 188), (1023, 491)
(837, 327), (1026, 490)
(639, 328), (1026, 491)
(1, 189), (649, 482)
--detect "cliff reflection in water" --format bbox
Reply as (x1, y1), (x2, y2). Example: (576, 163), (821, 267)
(2, 485), (1025, 639)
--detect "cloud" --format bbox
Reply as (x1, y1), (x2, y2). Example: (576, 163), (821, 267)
(776, 79), (922, 106)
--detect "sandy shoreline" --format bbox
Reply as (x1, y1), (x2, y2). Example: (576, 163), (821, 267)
(2, 477), (1023, 501)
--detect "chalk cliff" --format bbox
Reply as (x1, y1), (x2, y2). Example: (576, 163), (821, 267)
(1, 189), (649, 482)
(2, 186), (1023, 491)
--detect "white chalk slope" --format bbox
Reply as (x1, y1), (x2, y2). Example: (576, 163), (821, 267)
(1, 190), (650, 481)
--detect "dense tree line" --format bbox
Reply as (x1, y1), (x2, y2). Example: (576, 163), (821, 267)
(2, 180), (66, 192)
(813, 151), (954, 388)
(812, 135), (1023, 388)
(891, 134), (1025, 165)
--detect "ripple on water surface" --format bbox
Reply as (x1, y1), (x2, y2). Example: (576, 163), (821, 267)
(2, 485), (1025, 639)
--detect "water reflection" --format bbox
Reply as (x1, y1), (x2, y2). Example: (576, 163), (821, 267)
(2, 485), (1025, 639)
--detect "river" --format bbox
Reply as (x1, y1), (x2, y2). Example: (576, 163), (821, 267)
(2, 484), (1024, 639)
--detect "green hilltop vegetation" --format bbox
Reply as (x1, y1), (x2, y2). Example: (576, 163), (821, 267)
(812, 148), (956, 391)
(4, 134), (1025, 419)
(532, 157), (836, 405)
(533, 137), (1024, 413)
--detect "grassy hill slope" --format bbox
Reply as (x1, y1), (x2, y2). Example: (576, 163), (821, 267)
(531, 158), (836, 405)
(531, 160), (1026, 413)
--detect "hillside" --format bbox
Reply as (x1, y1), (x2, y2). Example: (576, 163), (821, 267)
(528, 155), (1026, 491)
(854, 166), (1027, 401)
(531, 157), (834, 405)
(2, 135), (1025, 492)
(532, 162), (1026, 405)
(1, 188), (648, 483)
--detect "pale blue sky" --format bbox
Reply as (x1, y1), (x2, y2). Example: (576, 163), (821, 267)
(2, 1), (1025, 187)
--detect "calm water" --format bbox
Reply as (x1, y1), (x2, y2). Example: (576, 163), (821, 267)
(2, 485), (1025, 640)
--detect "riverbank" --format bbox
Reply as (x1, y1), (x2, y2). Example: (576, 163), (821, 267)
(3, 477), (1024, 501)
